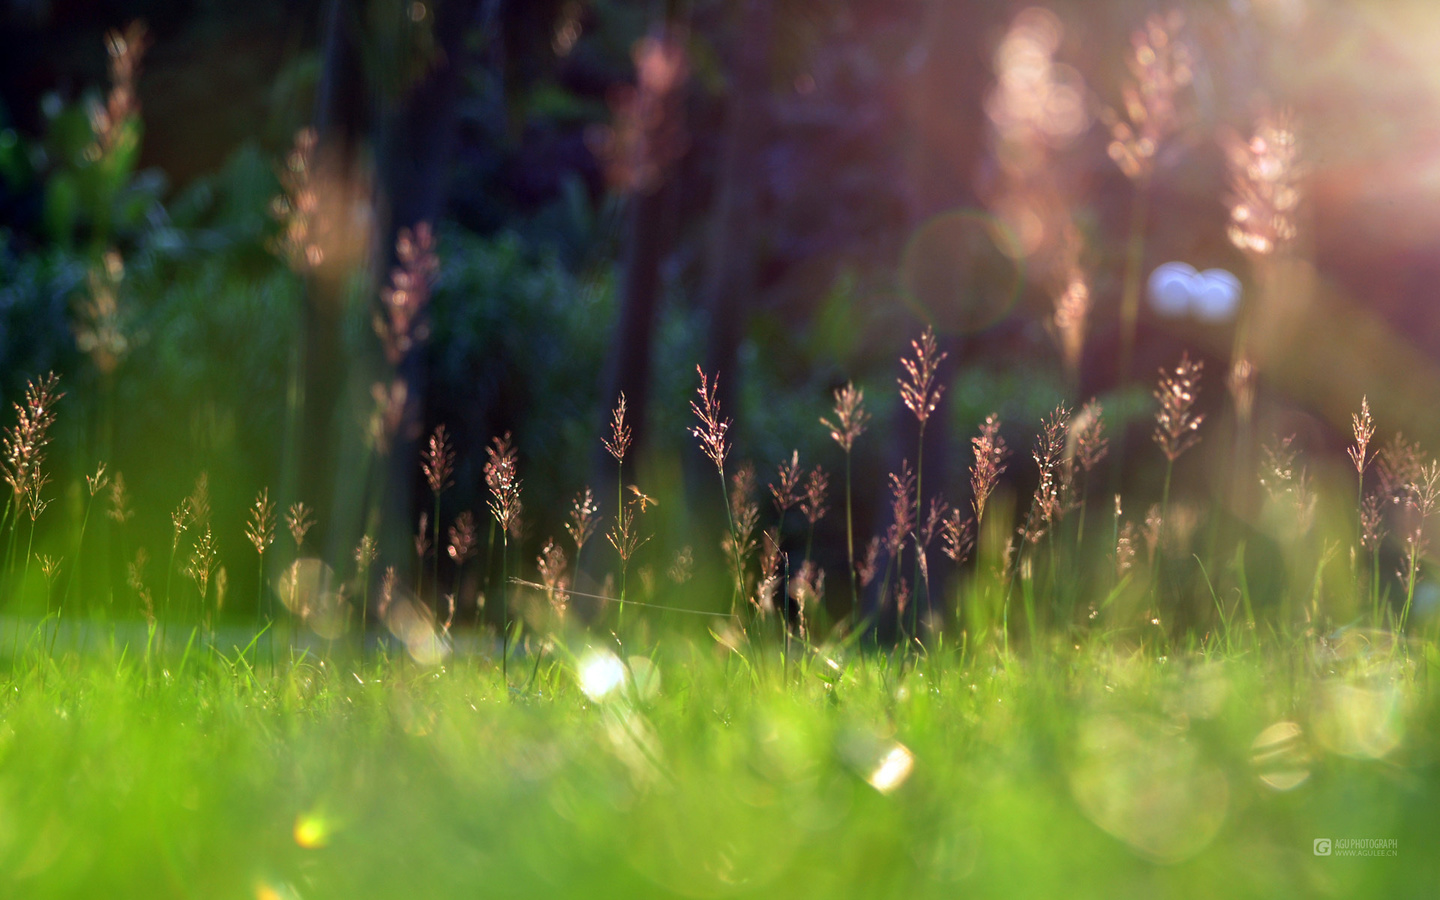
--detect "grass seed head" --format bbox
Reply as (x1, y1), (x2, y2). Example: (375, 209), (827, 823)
(1378, 433), (1425, 504)
(86, 462), (110, 497)
(1226, 111), (1302, 257)
(171, 498), (193, 546)
(88, 21), (148, 160)
(1407, 461), (1440, 520)
(484, 433), (522, 537)
(1361, 491), (1387, 552)
(128, 548), (153, 624)
(791, 561), (823, 639)
(898, 325), (947, 428)
(689, 366), (731, 474)
(246, 488), (276, 555)
(447, 511), (478, 566)
(286, 502), (315, 550)
(886, 460), (917, 557)
(40, 554), (62, 589)
(422, 424), (456, 498)
(368, 379), (408, 454)
(918, 495), (949, 552)
(970, 414), (1009, 525)
(603, 393), (633, 464)
(606, 496), (651, 564)
(728, 463), (760, 569)
(538, 538), (570, 617)
(821, 382), (869, 453)
(355, 534), (378, 572)
(801, 466), (830, 526)
(1051, 268), (1091, 377)
(1022, 406), (1072, 544)
(770, 450), (802, 515)
(1116, 521), (1138, 578)
(107, 471), (133, 524)
(858, 536), (881, 588)
(941, 510), (976, 566)
(588, 28), (690, 195)
(375, 223), (438, 366)
(1071, 400), (1109, 474)
(894, 577), (911, 618)
(2, 372), (63, 520)
(566, 487), (601, 553)
(187, 473), (211, 529)
(1103, 11), (1191, 181)
(1349, 396), (1376, 476)
(379, 566), (398, 619)
(271, 127), (322, 271)
(187, 526), (218, 600)
(1154, 352), (1205, 463)
(668, 546), (694, 584)
(76, 252), (130, 375)
(753, 530), (782, 616)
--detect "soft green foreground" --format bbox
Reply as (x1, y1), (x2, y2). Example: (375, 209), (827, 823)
(0, 628), (1436, 899)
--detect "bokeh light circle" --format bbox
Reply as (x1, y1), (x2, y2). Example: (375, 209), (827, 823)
(899, 209), (1024, 336)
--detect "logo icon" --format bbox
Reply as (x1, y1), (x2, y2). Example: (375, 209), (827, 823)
(1314, 839), (1332, 856)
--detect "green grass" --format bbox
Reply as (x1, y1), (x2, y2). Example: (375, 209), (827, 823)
(0, 624), (1435, 898)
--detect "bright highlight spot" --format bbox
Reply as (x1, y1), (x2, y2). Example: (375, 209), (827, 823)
(255, 881), (302, 900)
(1148, 262), (1241, 321)
(1251, 721), (1311, 791)
(867, 743), (915, 795)
(578, 649), (626, 701)
(293, 813), (331, 849)
(1312, 681), (1406, 760)
(383, 595), (450, 666)
(1069, 714), (1229, 863)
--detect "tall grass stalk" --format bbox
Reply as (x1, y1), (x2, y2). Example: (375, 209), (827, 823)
(422, 425), (455, 617)
(690, 368), (744, 618)
(432, 497), (442, 611)
(501, 529), (509, 686)
(484, 433), (522, 688)
(21, 515), (36, 602)
(1399, 463), (1439, 633)
(1348, 396), (1375, 605)
(821, 383), (869, 625)
(0, 494), (12, 583)
(60, 468), (104, 621)
(899, 327), (946, 641)
(602, 395), (632, 627)
(912, 438), (926, 640)
(843, 455), (855, 613)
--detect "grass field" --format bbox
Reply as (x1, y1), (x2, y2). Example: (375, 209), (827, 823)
(0, 621), (1434, 899)
(7, 5), (1440, 898)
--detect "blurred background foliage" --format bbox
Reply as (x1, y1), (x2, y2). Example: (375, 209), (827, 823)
(3, 0), (1440, 626)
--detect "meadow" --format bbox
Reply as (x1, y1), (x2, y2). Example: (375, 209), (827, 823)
(0, 622), (1434, 898)
(4, 3), (1440, 898)
(0, 346), (1436, 898)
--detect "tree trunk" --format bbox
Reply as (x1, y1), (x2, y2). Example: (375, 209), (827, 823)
(699, 0), (773, 426)
(305, 0), (483, 597)
(869, 0), (994, 639)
